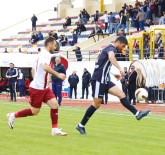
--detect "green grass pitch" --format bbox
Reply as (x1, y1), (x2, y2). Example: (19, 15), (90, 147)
(0, 100), (165, 155)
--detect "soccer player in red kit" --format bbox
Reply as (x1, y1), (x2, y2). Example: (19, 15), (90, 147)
(7, 37), (67, 136)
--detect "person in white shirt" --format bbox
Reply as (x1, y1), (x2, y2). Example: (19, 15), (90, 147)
(159, 11), (165, 25)
(7, 37), (67, 136)
(17, 69), (25, 98)
(103, 11), (109, 33)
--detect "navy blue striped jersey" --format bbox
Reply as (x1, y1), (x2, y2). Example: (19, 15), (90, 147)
(91, 44), (117, 84)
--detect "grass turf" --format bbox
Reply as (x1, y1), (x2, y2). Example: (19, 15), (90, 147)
(0, 100), (165, 155)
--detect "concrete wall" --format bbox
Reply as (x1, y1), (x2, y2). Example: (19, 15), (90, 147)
(58, 0), (137, 17)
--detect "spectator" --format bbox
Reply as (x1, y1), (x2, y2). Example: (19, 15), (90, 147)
(158, 43), (164, 59)
(155, 33), (162, 48)
(80, 68), (91, 99)
(6, 63), (18, 102)
(69, 31), (78, 46)
(63, 16), (71, 29)
(75, 22), (86, 35)
(31, 14), (38, 31)
(159, 11), (165, 25)
(126, 10), (130, 33)
(0, 77), (3, 93)
(3, 48), (8, 53)
(51, 56), (66, 106)
(103, 11), (109, 33)
(73, 46), (82, 61)
(18, 48), (22, 53)
(108, 12), (114, 34)
(94, 10), (99, 24)
(38, 31), (44, 41)
(17, 69), (25, 98)
(79, 10), (86, 25)
(49, 31), (58, 40)
(68, 70), (79, 99)
(134, 11), (140, 31)
(116, 11), (126, 33)
(118, 29), (126, 37)
(136, 68), (146, 89)
(136, 9), (145, 31)
(96, 28), (103, 34)
(59, 34), (68, 47)
(144, 38), (150, 59)
(0, 77), (7, 94)
(30, 32), (38, 44)
(145, 19), (154, 27)
(120, 67), (128, 97)
(127, 65), (137, 105)
(88, 28), (95, 38)
(83, 9), (90, 21)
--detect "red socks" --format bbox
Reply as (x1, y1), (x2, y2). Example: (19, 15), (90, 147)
(50, 109), (58, 128)
(14, 108), (58, 129)
(14, 109), (33, 118)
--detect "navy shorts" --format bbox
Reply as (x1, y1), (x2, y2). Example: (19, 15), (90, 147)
(91, 80), (116, 99)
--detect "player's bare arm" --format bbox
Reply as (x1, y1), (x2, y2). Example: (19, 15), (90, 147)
(43, 63), (66, 81)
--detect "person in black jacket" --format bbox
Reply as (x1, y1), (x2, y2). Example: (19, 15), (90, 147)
(94, 10), (99, 24)
(51, 57), (66, 106)
(31, 14), (38, 31)
(75, 22), (86, 35)
(63, 16), (71, 29)
(68, 71), (79, 99)
(80, 68), (91, 99)
(73, 46), (82, 61)
(49, 31), (58, 40)
(120, 67), (128, 98)
(127, 66), (137, 105)
(116, 12), (126, 33)
(6, 63), (18, 102)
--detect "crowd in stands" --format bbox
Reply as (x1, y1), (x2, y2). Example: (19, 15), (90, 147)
(2, 0), (165, 61)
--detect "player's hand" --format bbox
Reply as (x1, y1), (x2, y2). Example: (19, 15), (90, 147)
(114, 74), (122, 80)
(119, 68), (124, 77)
(58, 73), (66, 81)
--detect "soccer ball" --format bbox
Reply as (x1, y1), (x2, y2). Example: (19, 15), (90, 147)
(135, 88), (148, 101)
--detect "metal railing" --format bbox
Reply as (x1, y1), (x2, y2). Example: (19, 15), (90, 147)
(62, 49), (165, 61)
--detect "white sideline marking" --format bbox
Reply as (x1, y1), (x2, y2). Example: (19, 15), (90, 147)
(1, 102), (165, 121)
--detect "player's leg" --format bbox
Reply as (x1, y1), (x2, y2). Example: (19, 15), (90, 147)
(128, 87), (132, 102)
(74, 85), (77, 99)
(132, 89), (136, 105)
(7, 88), (43, 129)
(7, 106), (40, 129)
(108, 84), (150, 120)
(76, 81), (104, 134)
(9, 84), (13, 101)
(86, 85), (89, 99)
(56, 82), (62, 106)
(12, 82), (16, 102)
(81, 84), (85, 99)
(46, 94), (67, 136)
(70, 86), (73, 99)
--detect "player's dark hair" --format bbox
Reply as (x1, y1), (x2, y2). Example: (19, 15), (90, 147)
(115, 36), (128, 45)
(44, 37), (55, 47)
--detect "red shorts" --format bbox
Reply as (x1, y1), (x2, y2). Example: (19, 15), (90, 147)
(29, 87), (55, 108)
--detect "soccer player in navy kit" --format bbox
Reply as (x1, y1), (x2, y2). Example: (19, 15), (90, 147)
(76, 36), (150, 134)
